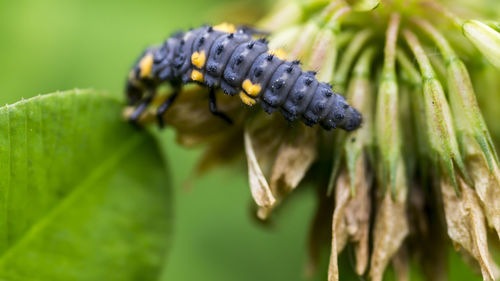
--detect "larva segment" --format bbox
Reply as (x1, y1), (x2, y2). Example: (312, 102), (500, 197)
(244, 53), (284, 97)
(222, 39), (268, 96)
(204, 32), (252, 89)
(174, 28), (205, 83)
(320, 95), (360, 130)
(153, 37), (183, 81)
(189, 26), (226, 80)
(302, 82), (334, 126)
(281, 72), (318, 121)
(260, 61), (302, 113)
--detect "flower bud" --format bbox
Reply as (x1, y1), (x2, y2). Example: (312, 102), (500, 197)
(376, 14), (401, 192)
(350, 0), (380, 11)
(463, 20), (500, 68)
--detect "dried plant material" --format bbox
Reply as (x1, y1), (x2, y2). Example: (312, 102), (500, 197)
(244, 129), (276, 211)
(270, 125), (318, 196)
(464, 138), (500, 240)
(328, 156), (371, 281)
(196, 130), (244, 174)
(124, 86), (246, 147)
(370, 161), (409, 281)
(164, 88), (244, 141)
(440, 176), (500, 281)
(328, 170), (351, 281)
(344, 157), (371, 276)
(244, 114), (292, 219)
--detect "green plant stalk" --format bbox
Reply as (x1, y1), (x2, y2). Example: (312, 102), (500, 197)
(376, 13), (401, 194)
(268, 25), (302, 51)
(396, 49), (430, 181)
(336, 31), (355, 48)
(413, 18), (499, 170)
(396, 48), (422, 86)
(289, 22), (321, 59)
(345, 46), (377, 194)
(403, 29), (470, 192)
(308, 28), (338, 82)
(332, 29), (373, 91)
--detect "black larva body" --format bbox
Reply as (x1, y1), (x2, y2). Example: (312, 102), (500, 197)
(126, 24), (362, 131)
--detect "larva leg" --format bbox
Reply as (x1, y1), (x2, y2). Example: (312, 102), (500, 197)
(209, 88), (233, 124)
(156, 90), (180, 129)
(128, 91), (155, 125)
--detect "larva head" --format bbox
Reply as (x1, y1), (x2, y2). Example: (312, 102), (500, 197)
(342, 107), (363, 131)
(125, 47), (158, 105)
(322, 97), (363, 131)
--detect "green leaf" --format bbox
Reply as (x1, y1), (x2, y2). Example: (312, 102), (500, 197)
(0, 89), (172, 280)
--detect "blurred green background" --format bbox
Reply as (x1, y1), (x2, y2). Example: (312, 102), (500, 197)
(0, 0), (484, 280)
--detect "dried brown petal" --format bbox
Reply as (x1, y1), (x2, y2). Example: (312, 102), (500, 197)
(440, 176), (500, 281)
(270, 125), (318, 197)
(328, 156), (371, 280)
(163, 87), (245, 143)
(196, 129), (244, 174)
(244, 129), (276, 212)
(244, 114), (291, 219)
(124, 86), (246, 146)
(463, 137), (500, 240)
(343, 156), (371, 276)
(328, 170), (351, 281)
(370, 160), (409, 281)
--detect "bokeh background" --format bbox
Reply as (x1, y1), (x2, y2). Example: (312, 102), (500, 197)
(0, 0), (485, 280)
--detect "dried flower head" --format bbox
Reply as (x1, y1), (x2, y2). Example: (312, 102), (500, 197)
(125, 0), (500, 280)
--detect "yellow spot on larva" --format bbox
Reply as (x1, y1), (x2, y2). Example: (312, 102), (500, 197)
(242, 79), (261, 97)
(139, 53), (154, 78)
(191, 51), (206, 68)
(239, 91), (256, 106)
(268, 49), (287, 60)
(213, 22), (237, 33)
(191, 70), (204, 82)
